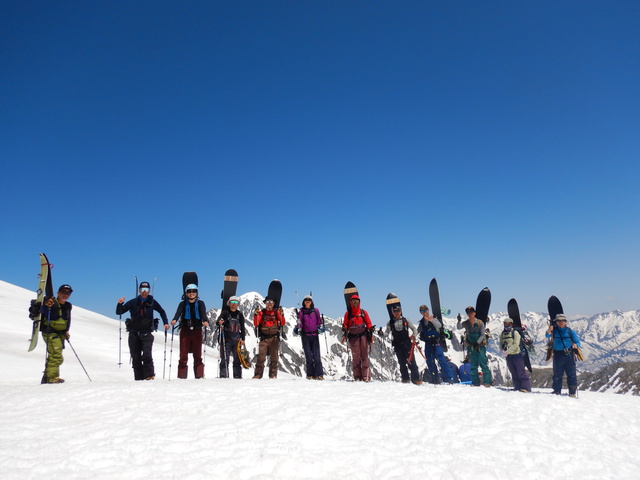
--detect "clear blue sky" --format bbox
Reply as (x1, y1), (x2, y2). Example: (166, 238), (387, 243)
(2, 1), (639, 324)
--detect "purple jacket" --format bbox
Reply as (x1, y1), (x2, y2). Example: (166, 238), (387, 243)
(297, 308), (322, 335)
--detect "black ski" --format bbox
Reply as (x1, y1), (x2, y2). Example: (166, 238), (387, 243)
(221, 269), (239, 310)
(475, 287), (491, 323)
(429, 278), (449, 352)
(385, 293), (401, 320)
(267, 279), (283, 309)
(546, 295), (564, 361)
(507, 298), (532, 373)
(343, 281), (358, 310)
(182, 271), (198, 299)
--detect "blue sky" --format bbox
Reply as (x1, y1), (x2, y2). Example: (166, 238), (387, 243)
(2, 1), (639, 324)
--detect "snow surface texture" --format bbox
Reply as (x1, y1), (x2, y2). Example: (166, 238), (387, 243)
(2, 280), (640, 479)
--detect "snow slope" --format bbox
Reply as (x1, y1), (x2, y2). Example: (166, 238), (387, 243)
(1, 280), (640, 479)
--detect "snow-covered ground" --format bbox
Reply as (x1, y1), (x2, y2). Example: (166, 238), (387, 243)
(1, 280), (640, 479)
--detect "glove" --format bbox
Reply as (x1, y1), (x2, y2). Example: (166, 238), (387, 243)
(317, 326), (326, 334)
(378, 327), (384, 337)
(293, 326), (300, 336)
(457, 313), (462, 322)
(28, 300), (41, 318)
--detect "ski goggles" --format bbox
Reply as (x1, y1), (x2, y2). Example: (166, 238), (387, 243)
(140, 287), (150, 293)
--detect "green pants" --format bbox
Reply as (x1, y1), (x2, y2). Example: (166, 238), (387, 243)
(468, 345), (492, 386)
(42, 333), (64, 382)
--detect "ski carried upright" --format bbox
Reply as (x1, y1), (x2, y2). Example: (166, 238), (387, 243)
(429, 278), (449, 352)
(507, 298), (533, 373)
(546, 295), (564, 361)
(28, 253), (53, 352)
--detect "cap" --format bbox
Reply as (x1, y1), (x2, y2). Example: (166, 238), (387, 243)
(185, 284), (198, 292)
(350, 294), (360, 301)
(504, 318), (514, 324)
(303, 295), (313, 302)
(139, 282), (151, 289)
(465, 306), (476, 313)
(419, 305), (429, 311)
(264, 296), (275, 303)
(228, 296), (240, 305)
(555, 314), (567, 322)
(58, 284), (73, 293)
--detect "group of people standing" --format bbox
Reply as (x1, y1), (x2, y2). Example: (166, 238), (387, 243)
(36, 282), (582, 397)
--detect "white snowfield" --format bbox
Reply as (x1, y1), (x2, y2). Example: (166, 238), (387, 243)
(1, 280), (639, 480)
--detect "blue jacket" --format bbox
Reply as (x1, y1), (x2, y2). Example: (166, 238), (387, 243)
(546, 326), (581, 351)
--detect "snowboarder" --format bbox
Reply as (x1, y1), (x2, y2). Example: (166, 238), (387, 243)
(40, 284), (73, 384)
(500, 318), (531, 392)
(417, 305), (455, 384)
(342, 294), (375, 382)
(116, 281), (169, 380)
(457, 306), (492, 387)
(295, 295), (325, 380)
(546, 314), (581, 397)
(252, 296), (286, 379)
(383, 305), (422, 384)
(170, 284), (209, 379)
(216, 296), (247, 379)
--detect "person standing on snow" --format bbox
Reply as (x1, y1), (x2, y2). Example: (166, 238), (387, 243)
(116, 281), (169, 380)
(383, 305), (422, 385)
(342, 294), (375, 382)
(295, 295), (325, 380)
(252, 296), (286, 379)
(216, 296), (247, 379)
(546, 314), (581, 397)
(417, 305), (455, 384)
(170, 284), (209, 379)
(457, 306), (492, 387)
(40, 284), (74, 384)
(500, 318), (531, 392)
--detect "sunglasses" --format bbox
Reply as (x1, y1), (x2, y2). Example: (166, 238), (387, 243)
(265, 300), (275, 304)
(60, 290), (72, 295)
(186, 290), (197, 294)
(140, 288), (150, 293)
(420, 309), (429, 313)
(229, 300), (239, 305)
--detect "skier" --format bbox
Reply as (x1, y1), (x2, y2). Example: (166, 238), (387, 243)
(216, 296), (247, 379)
(457, 306), (492, 387)
(40, 284), (73, 383)
(342, 294), (375, 382)
(546, 314), (581, 397)
(295, 295), (325, 380)
(500, 318), (532, 392)
(383, 305), (422, 385)
(170, 284), (209, 379)
(416, 305), (454, 384)
(116, 281), (169, 380)
(252, 296), (286, 379)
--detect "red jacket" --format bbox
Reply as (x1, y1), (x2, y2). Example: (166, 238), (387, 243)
(254, 308), (286, 328)
(342, 307), (372, 330)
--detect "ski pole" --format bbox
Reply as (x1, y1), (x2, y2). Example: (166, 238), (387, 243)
(168, 326), (175, 381)
(163, 329), (168, 379)
(66, 338), (92, 382)
(118, 314), (122, 368)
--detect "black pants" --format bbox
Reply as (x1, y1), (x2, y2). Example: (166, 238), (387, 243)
(394, 341), (420, 382)
(129, 331), (155, 380)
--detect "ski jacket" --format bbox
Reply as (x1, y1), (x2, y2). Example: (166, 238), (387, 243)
(457, 319), (486, 346)
(342, 307), (372, 330)
(417, 317), (442, 343)
(254, 309), (285, 328)
(546, 326), (581, 351)
(219, 309), (246, 341)
(385, 317), (417, 346)
(116, 295), (168, 333)
(297, 308), (322, 335)
(40, 300), (72, 334)
(172, 299), (208, 331)
(500, 328), (522, 356)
